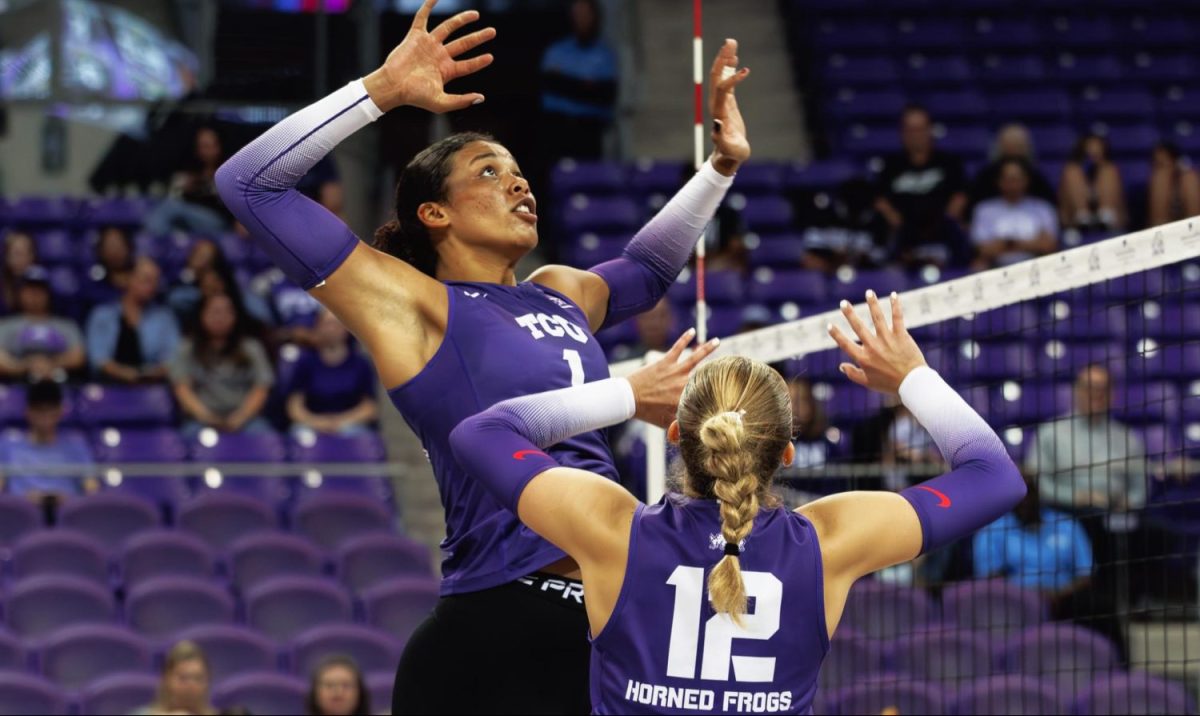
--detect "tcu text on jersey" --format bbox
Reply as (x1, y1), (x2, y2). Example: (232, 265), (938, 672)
(515, 312), (590, 344)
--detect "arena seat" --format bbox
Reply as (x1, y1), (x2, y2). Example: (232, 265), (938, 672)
(120, 530), (216, 587)
(174, 624), (279, 684)
(178, 492), (276, 551)
(292, 493), (393, 550)
(11, 529), (109, 584)
(212, 671), (307, 715)
(361, 577), (440, 644)
(952, 674), (1067, 716)
(1000, 624), (1121, 696)
(126, 576), (235, 638)
(58, 493), (159, 552)
(228, 531), (326, 591)
(5, 575), (115, 638)
(290, 622), (401, 677)
(39, 624), (152, 690)
(77, 672), (159, 716)
(337, 532), (434, 592)
(0, 671), (67, 715)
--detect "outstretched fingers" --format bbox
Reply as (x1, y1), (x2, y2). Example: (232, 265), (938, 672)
(449, 53), (495, 81)
(890, 292), (906, 335)
(445, 27), (496, 58)
(864, 290), (890, 339)
(681, 337), (721, 371)
(412, 0), (438, 30)
(664, 328), (698, 363)
(431, 9), (480, 42)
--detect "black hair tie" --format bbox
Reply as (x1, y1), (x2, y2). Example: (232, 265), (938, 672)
(724, 542), (741, 557)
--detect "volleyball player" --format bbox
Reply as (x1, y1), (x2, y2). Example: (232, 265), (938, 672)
(451, 291), (1027, 714)
(214, 0), (750, 711)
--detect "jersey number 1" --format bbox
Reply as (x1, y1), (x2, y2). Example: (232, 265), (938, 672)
(562, 349), (585, 386)
(665, 565), (782, 683)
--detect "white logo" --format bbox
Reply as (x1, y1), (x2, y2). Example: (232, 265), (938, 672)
(545, 294), (576, 312)
(463, 290), (487, 299)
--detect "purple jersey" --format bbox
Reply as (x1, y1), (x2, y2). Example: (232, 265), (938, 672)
(388, 280), (616, 595)
(592, 497), (828, 715)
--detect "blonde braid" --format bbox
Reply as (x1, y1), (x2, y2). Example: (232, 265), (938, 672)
(700, 410), (760, 623)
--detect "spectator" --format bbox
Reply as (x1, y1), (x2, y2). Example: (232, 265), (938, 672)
(82, 226), (135, 310)
(788, 377), (831, 469)
(0, 267), (86, 382)
(800, 177), (889, 272)
(169, 240), (273, 329)
(975, 468), (1127, 662)
(1148, 141), (1200, 227)
(287, 309), (377, 436)
(135, 640), (218, 716)
(1, 229), (37, 313)
(969, 158), (1059, 271)
(144, 126), (233, 236)
(297, 156), (346, 219)
(968, 124), (1056, 212)
(1059, 134), (1126, 231)
(0, 380), (97, 505)
(540, 0), (618, 161)
(86, 257), (181, 384)
(1026, 364), (1145, 512)
(305, 655), (369, 716)
(874, 105), (968, 268)
(169, 293), (274, 439)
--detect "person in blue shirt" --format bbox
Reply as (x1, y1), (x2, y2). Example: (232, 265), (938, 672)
(540, 0), (618, 161)
(975, 468), (1127, 662)
(286, 308), (377, 436)
(86, 257), (181, 384)
(0, 380), (98, 505)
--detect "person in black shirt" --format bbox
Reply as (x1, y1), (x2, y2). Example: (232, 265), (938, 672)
(874, 105), (968, 267)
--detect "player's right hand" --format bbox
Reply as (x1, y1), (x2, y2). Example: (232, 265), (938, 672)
(828, 290), (927, 395)
(366, 0), (496, 113)
(627, 329), (721, 429)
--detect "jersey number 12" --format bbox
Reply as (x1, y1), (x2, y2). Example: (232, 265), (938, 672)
(665, 565), (781, 682)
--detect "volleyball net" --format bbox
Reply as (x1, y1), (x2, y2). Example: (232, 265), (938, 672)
(610, 217), (1200, 712)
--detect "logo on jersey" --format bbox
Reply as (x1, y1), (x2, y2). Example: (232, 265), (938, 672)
(515, 312), (589, 344)
(914, 485), (952, 508)
(709, 533), (746, 552)
(463, 290), (487, 299)
(545, 294), (576, 312)
(512, 449), (548, 461)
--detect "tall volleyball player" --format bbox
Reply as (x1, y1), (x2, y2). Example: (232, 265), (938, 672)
(215, 0), (751, 712)
(451, 292), (1027, 714)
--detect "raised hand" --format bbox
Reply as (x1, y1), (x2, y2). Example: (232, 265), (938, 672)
(709, 39), (751, 176)
(627, 329), (721, 428)
(364, 0), (496, 113)
(828, 291), (928, 395)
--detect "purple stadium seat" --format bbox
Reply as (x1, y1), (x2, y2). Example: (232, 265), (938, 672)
(919, 90), (988, 121)
(212, 671), (307, 715)
(288, 429), (386, 464)
(891, 629), (993, 684)
(895, 17), (964, 50)
(904, 54), (973, 87)
(954, 674), (1066, 715)
(40, 624), (152, 690)
(367, 671), (394, 714)
(1158, 87), (1200, 125)
(1130, 302), (1200, 340)
(747, 268), (828, 305)
(746, 234), (805, 269)
(361, 577), (440, 643)
(943, 580), (1047, 637)
(1028, 125), (1078, 160)
(1077, 671), (1198, 715)
(814, 19), (890, 51)
(730, 163), (785, 195)
(550, 160), (624, 197)
(7, 196), (74, 225)
(245, 576), (353, 642)
(992, 382), (1074, 426)
(178, 492), (277, 550)
(735, 195), (794, 232)
(76, 384), (174, 427)
(1001, 624), (1120, 696)
(824, 55), (898, 86)
(968, 303), (1039, 337)
(49, 266), (81, 306)
(835, 676), (945, 716)
(80, 196), (152, 228)
(1034, 340), (1123, 381)
(291, 623), (401, 677)
(561, 196), (641, 234)
(0, 671), (67, 715)
(828, 89), (908, 124)
(667, 269), (744, 306)
(58, 492), (159, 551)
(1130, 343), (1200, 380)
(108, 477), (190, 515)
(976, 54), (1047, 86)
(970, 18), (1041, 50)
(0, 384), (26, 426)
(819, 628), (882, 689)
(30, 230), (75, 266)
(831, 268), (909, 302)
(839, 124), (896, 159)
(5, 575), (115, 638)
(0, 495), (39, 550)
(292, 493), (393, 550)
(337, 532), (434, 592)
(11, 529), (109, 584)
(568, 233), (626, 267)
(1129, 53), (1197, 85)
(77, 672), (160, 716)
(785, 159), (860, 190)
(1114, 381), (1181, 425)
(1099, 124), (1159, 160)
(938, 126), (991, 158)
(91, 427), (187, 463)
(126, 576), (235, 638)
(120, 529), (216, 586)
(989, 89), (1073, 123)
(0, 631), (25, 672)
(229, 531), (326, 591)
(189, 429), (286, 464)
(1038, 301), (1127, 341)
(1048, 16), (1116, 50)
(839, 580), (936, 640)
(820, 382), (886, 425)
(628, 159), (687, 195)
(175, 624), (278, 684)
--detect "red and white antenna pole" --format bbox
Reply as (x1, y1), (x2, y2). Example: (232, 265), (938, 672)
(692, 0), (707, 344)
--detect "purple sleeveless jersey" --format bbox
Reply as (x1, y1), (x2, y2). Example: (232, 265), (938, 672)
(389, 280), (616, 595)
(591, 497), (829, 715)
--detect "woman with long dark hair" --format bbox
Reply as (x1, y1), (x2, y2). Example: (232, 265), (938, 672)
(215, 1), (751, 711)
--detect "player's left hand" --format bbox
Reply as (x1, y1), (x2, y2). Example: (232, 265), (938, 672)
(709, 39), (751, 177)
(627, 329), (721, 428)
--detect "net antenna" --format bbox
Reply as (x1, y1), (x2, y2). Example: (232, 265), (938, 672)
(692, 0), (707, 345)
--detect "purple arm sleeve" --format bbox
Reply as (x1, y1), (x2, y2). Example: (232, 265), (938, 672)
(896, 367), (1027, 555)
(588, 162), (733, 329)
(215, 80), (382, 290)
(449, 377), (636, 513)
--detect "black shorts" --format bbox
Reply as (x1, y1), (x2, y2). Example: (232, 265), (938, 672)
(392, 573), (590, 715)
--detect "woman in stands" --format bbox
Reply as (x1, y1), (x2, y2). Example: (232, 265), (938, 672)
(451, 292), (1026, 714)
(215, 1), (751, 711)
(136, 640), (217, 716)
